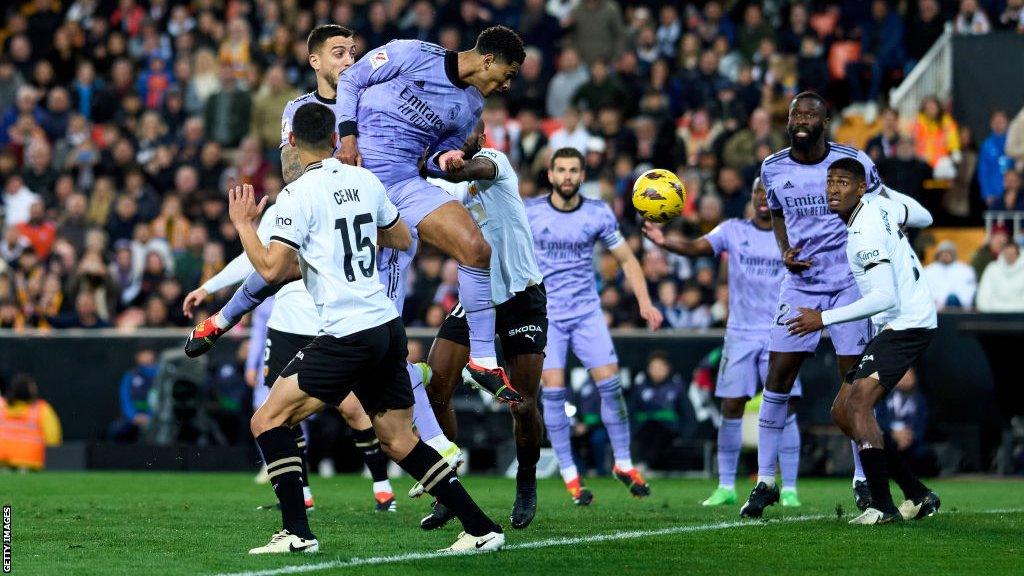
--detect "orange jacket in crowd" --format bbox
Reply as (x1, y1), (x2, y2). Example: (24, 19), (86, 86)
(0, 398), (62, 470)
(913, 113), (961, 168)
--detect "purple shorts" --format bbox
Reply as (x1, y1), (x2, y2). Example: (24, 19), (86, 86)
(543, 307), (618, 371)
(769, 283), (872, 356)
(387, 175), (458, 229)
(377, 228), (418, 316)
(716, 332), (802, 399)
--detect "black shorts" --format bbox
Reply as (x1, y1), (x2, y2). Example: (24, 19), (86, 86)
(263, 328), (315, 388)
(844, 327), (935, 391)
(279, 317), (413, 413)
(436, 283), (548, 357)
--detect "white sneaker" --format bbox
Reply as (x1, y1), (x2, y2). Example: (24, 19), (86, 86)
(849, 508), (901, 525)
(438, 530), (505, 553)
(409, 447), (465, 498)
(254, 464), (269, 484)
(248, 530), (319, 554)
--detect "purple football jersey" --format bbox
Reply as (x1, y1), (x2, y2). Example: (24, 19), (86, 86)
(527, 195), (624, 322)
(761, 142), (880, 293)
(280, 92), (341, 152)
(705, 219), (785, 334)
(335, 40), (485, 185)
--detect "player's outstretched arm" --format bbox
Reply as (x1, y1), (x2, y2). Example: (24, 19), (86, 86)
(378, 217), (412, 251)
(437, 157), (497, 184)
(611, 243), (664, 330)
(642, 222), (714, 257)
(228, 184), (297, 285)
(880, 185), (933, 228)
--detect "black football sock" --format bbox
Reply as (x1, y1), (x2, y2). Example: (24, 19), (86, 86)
(291, 425), (310, 489)
(516, 465), (537, 488)
(882, 434), (929, 502)
(257, 426), (315, 539)
(398, 440), (499, 536)
(353, 427), (389, 483)
(858, 447), (897, 513)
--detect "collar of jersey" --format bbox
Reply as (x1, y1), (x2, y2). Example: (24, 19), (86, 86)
(445, 51), (470, 89)
(313, 91), (336, 105)
(847, 199), (866, 228)
(548, 193), (584, 213)
(304, 161), (324, 173)
(788, 142), (831, 166)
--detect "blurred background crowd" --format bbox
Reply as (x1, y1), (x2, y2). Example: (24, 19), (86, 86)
(2, 0), (1024, 335)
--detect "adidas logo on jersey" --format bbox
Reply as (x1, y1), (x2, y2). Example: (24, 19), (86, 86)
(414, 80), (425, 89)
(783, 181), (795, 189)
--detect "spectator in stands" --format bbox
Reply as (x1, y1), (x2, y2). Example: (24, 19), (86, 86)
(150, 195), (190, 253)
(506, 47), (548, 116)
(3, 174), (39, 227)
(631, 350), (686, 470)
(546, 47), (588, 119)
(737, 3), (775, 60)
(913, 96), (961, 168)
(110, 239), (141, 307)
(997, 0), (1024, 31)
(954, 0), (992, 35)
(16, 200), (56, 259)
(847, 0), (905, 115)
(49, 290), (110, 328)
(565, 0), (625, 65)
(672, 281), (712, 330)
(512, 108), (548, 176)
(879, 136), (932, 206)
(402, 1), (439, 44)
(572, 59), (629, 116)
(979, 110), (1011, 206)
(977, 241), (1024, 312)
(991, 170), (1024, 211)
(722, 108), (785, 171)
(1, 224), (30, 265)
(203, 65), (251, 148)
(716, 167), (749, 219)
(971, 225), (1010, 279)
(876, 368), (930, 473)
(548, 105), (590, 155)
(108, 348), (158, 443)
(0, 373), (62, 471)
(867, 107), (902, 161)
(924, 240), (977, 311)
(57, 193), (90, 255)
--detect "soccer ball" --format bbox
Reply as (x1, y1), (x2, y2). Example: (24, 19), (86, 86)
(632, 169), (686, 223)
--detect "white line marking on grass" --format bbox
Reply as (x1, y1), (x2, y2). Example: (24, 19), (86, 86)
(213, 508), (1024, 576)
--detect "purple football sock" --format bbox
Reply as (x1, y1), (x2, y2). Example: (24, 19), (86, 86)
(780, 414), (800, 490)
(457, 264), (496, 360)
(221, 272), (282, 326)
(409, 363), (444, 443)
(717, 417), (743, 489)
(596, 375), (632, 465)
(852, 439), (866, 482)
(541, 387), (575, 471)
(756, 390), (790, 483)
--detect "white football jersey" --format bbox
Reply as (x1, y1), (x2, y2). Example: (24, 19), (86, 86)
(845, 195), (937, 331)
(270, 158), (400, 338)
(428, 148), (542, 305)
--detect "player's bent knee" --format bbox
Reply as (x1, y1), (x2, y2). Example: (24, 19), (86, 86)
(721, 398), (746, 419)
(461, 233), (491, 268)
(511, 397), (538, 419)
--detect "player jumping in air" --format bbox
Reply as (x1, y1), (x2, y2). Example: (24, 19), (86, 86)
(237, 102), (505, 554)
(787, 158), (940, 525)
(406, 121), (546, 530)
(335, 27), (525, 397)
(644, 178), (804, 507)
(183, 25), (396, 513)
(527, 148), (663, 505)
(740, 91), (931, 519)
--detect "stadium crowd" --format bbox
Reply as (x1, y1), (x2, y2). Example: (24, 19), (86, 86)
(2, 0), (1024, 333)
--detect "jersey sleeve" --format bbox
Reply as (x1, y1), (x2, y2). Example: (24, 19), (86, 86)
(597, 203), (625, 250)
(269, 187), (307, 251)
(761, 161), (781, 210)
(280, 101), (295, 149)
(858, 150), (882, 194)
(704, 220), (732, 256)
(473, 148), (515, 186)
(336, 40), (422, 137)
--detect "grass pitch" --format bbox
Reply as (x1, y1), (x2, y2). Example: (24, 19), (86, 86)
(5, 472), (1023, 575)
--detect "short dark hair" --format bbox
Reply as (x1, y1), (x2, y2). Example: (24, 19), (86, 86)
(474, 26), (526, 65)
(792, 90), (830, 118)
(307, 24), (353, 56)
(828, 158), (865, 183)
(550, 147), (584, 170)
(5, 373), (37, 404)
(292, 102), (335, 150)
